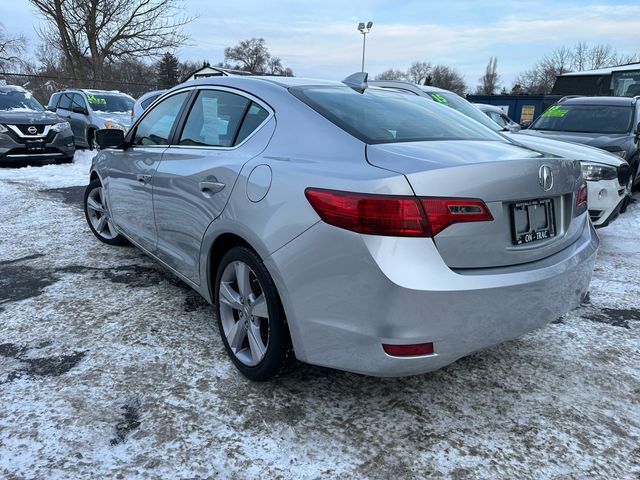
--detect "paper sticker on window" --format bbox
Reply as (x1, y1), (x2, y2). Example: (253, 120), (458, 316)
(430, 93), (448, 104)
(542, 105), (568, 117)
(87, 94), (106, 106)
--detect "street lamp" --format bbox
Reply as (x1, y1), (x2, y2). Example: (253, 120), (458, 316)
(357, 21), (373, 72)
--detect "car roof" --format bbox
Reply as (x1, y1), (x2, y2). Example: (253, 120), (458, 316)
(181, 75), (342, 90)
(474, 103), (505, 113)
(0, 85), (28, 93)
(368, 80), (449, 94)
(561, 96), (636, 106)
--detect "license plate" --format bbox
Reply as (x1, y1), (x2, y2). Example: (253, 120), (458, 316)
(25, 140), (46, 151)
(510, 198), (556, 245)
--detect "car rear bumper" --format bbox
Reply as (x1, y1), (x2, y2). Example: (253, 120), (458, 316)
(266, 214), (598, 377)
(587, 179), (626, 227)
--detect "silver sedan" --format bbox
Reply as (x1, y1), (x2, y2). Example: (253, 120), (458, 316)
(84, 74), (598, 380)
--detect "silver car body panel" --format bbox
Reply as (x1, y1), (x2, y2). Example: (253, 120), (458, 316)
(91, 75), (598, 376)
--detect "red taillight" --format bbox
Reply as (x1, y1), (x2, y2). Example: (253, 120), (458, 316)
(304, 188), (493, 237)
(383, 342), (434, 357)
(576, 181), (588, 214)
(420, 198), (494, 236)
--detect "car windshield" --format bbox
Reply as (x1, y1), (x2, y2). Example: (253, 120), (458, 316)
(86, 92), (134, 113)
(290, 86), (503, 144)
(530, 104), (633, 134)
(418, 89), (503, 132)
(0, 89), (44, 112)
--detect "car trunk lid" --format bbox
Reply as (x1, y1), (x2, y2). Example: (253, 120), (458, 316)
(366, 140), (585, 269)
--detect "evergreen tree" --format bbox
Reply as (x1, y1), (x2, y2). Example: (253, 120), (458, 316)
(157, 52), (180, 89)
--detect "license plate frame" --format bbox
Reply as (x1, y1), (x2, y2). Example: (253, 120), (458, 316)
(510, 198), (556, 246)
(25, 139), (46, 151)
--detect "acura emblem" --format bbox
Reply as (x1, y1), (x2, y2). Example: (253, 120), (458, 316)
(27, 126), (38, 135)
(539, 165), (553, 191)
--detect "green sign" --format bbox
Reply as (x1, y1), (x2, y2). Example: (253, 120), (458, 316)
(430, 93), (448, 104)
(87, 94), (106, 106)
(542, 105), (568, 117)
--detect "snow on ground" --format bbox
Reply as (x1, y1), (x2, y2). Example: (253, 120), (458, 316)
(0, 153), (639, 479)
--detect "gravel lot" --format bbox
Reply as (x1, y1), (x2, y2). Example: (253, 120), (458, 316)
(1, 152), (639, 479)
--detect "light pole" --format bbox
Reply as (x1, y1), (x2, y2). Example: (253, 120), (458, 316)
(357, 21), (373, 72)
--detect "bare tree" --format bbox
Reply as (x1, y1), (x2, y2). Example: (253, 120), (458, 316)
(374, 68), (406, 80)
(572, 41), (589, 71)
(515, 46), (574, 94)
(428, 64), (467, 95)
(589, 44), (615, 69)
(0, 23), (26, 72)
(477, 56), (500, 94)
(406, 61), (431, 84)
(28, 0), (192, 86)
(224, 38), (293, 76)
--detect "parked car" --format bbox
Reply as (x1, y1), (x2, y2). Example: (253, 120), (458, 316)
(85, 74), (597, 380)
(131, 89), (166, 121)
(0, 85), (75, 165)
(370, 80), (632, 228)
(47, 89), (135, 149)
(474, 103), (521, 132)
(520, 96), (640, 194)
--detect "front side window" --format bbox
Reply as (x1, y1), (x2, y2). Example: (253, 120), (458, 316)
(179, 90), (251, 147)
(72, 94), (87, 111)
(58, 93), (73, 111)
(291, 86), (503, 144)
(133, 91), (189, 146)
(531, 104), (634, 134)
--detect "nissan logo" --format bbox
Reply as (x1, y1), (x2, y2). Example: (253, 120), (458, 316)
(539, 165), (553, 192)
(27, 126), (38, 135)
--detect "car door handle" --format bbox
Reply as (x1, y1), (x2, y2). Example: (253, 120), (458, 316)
(137, 174), (152, 184)
(199, 181), (225, 194)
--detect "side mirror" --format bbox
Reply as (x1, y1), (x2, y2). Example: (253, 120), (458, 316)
(72, 105), (88, 115)
(520, 120), (532, 129)
(95, 129), (125, 149)
(46, 105), (56, 112)
(635, 122), (640, 135)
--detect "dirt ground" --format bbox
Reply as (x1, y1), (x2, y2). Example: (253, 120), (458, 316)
(1, 154), (639, 479)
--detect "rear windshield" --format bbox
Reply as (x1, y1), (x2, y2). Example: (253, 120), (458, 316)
(290, 86), (503, 144)
(86, 93), (134, 113)
(0, 89), (44, 112)
(531, 104), (633, 134)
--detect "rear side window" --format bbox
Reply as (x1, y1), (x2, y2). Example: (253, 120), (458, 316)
(178, 90), (250, 147)
(140, 95), (160, 110)
(133, 91), (189, 146)
(58, 93), (73, 110)
(291, 86), (503, 144)
(235, 102), (269, 144)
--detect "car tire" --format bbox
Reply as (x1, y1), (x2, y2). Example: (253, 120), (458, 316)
(214, 246), (294, 381)
(83, 179), (128, 246)
(87, 129), (96, 150)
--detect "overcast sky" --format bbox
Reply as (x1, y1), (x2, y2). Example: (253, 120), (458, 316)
(3, 0), (640, 88)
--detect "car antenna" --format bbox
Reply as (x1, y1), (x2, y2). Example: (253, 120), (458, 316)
(342, 72), (368, 93)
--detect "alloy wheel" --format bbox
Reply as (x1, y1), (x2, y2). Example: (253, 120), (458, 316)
(85, 186), (118, 240)
(218, 260), (270, 367)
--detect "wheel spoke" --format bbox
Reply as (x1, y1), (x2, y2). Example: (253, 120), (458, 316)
(96, 216), (107, 233)
(235, 262), (252, 297)
(247, 325), (266, 363)
(97, 188), (105, 208)
(250, 294), (268, 319)
(227, 320), (247, 351)
(87, 197), (104, 213)
(105, 219), (117, 238)
(219, 282), (242, 310)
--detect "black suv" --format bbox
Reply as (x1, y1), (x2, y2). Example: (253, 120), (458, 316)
(0, 85), (75, 165)
(521, 96), (640, 189)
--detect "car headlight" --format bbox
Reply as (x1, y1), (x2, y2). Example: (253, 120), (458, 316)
(50, 121), (71, 133)
(0, 124), (7, 133)
(609, 150), (627, 159)
(581, 162), (618, 181)
(104, 121), (126, 131)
